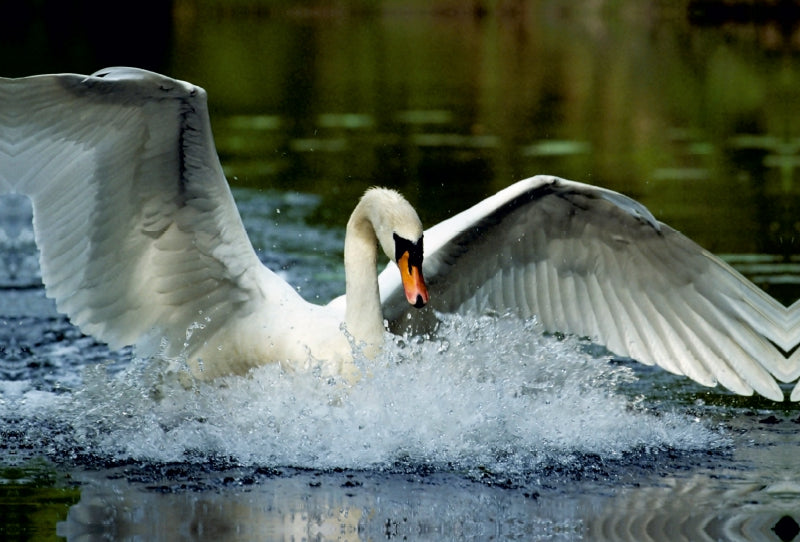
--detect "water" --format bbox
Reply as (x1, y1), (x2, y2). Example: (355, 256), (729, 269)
(3, 2), (800, 539)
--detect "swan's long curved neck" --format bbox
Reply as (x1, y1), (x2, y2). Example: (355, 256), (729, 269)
(344, 203), (384, 350)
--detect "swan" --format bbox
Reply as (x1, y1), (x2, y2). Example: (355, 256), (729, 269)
(0, 67), (795, 400)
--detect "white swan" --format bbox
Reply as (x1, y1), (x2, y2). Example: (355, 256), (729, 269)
(0, 67), (794, 400)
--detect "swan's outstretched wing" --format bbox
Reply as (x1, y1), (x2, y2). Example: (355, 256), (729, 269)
(380, 176), (788, 400)
(0, 82), (13, 192)
(0, 67), (284, 359)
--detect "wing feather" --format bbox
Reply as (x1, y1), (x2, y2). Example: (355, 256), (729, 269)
(381, 175), (788, 400)
(0, 68), (284, 362)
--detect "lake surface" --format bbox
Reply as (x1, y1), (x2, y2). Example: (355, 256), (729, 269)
(2, 2), (800, 540)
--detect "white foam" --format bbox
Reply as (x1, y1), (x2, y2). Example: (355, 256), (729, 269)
(34, 313), (726, 474)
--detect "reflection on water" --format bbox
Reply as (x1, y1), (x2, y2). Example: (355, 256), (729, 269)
(52, 467), (800, 541)
(47, 412), (800, 541)
(3, 1), (800, 540)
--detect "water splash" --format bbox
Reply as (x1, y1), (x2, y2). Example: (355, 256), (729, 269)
(0, 190), (727, 480)
(20, 313), (727, 479)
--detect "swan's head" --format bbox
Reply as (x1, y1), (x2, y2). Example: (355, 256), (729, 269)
(360, 188), (429, 309)
(392, 232), (428, 308)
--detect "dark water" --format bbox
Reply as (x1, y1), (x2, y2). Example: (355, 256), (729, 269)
(2, 2), (800, 540)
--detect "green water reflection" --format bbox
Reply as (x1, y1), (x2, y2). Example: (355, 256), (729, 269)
(5, 2), (800, 264)
(0, 461), (78, 541)
(168, 3), (800, 265)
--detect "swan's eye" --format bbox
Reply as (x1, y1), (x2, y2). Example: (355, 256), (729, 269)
(393, 233), (423, 269)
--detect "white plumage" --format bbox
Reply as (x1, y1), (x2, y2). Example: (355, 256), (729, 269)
(0, 67), (795, 400)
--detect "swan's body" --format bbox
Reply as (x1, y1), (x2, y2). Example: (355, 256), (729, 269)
(0, 67), (796, 400)
(160, 187), (427, 380)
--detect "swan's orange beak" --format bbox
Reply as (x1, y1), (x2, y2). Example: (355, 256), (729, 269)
(398, 252), (429, 308)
